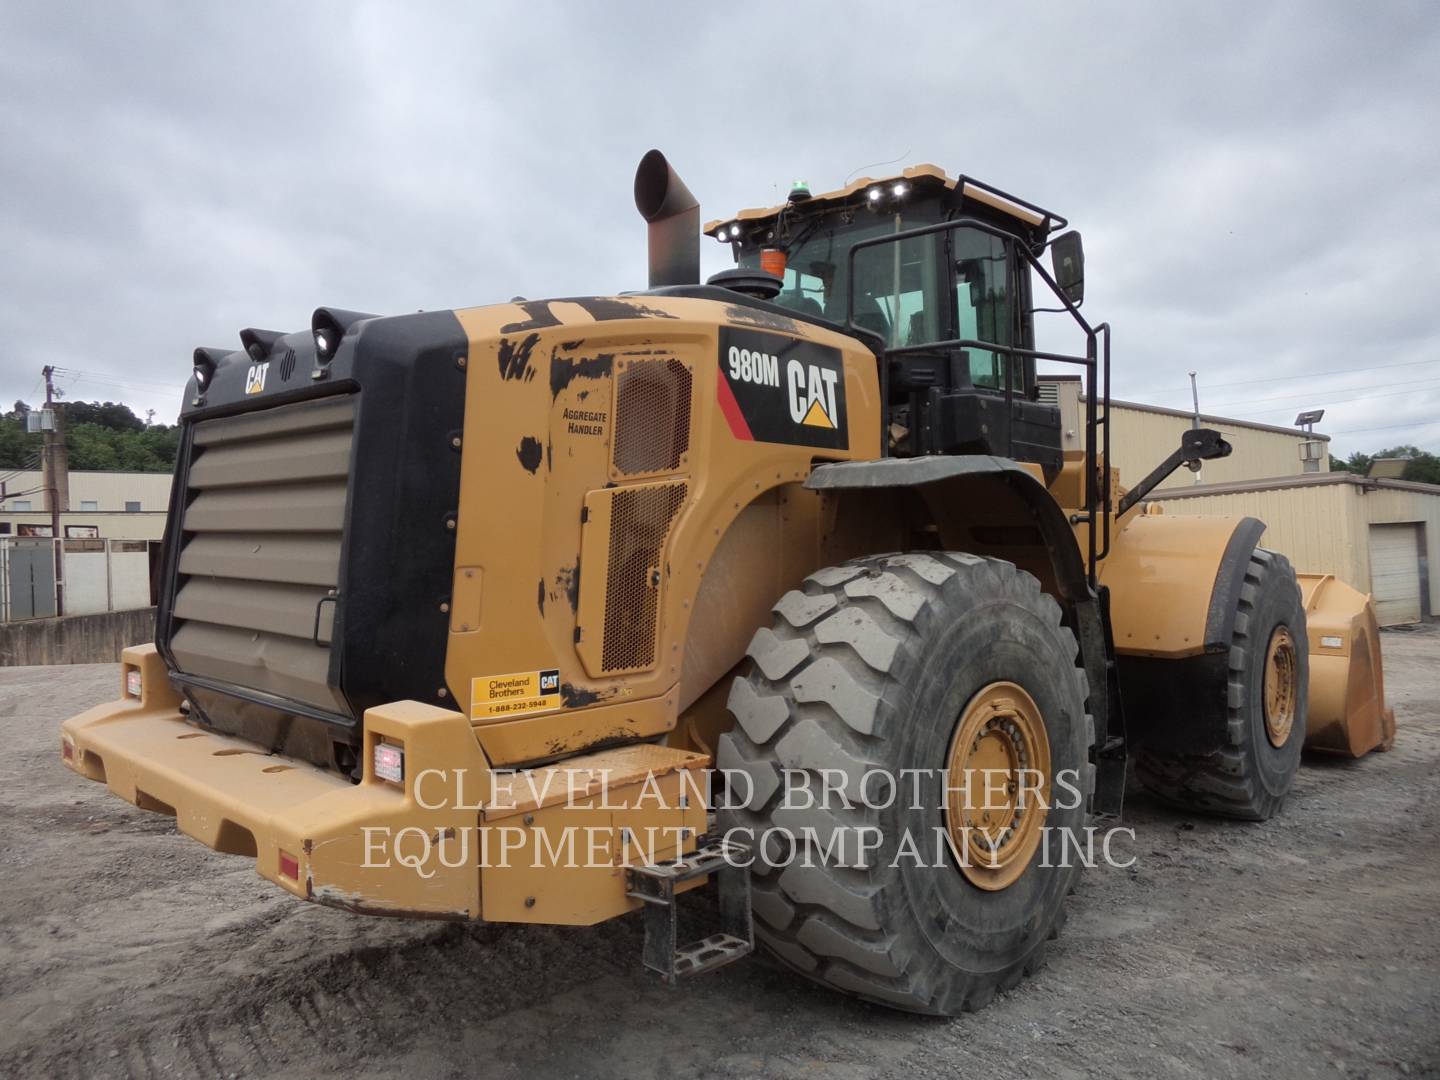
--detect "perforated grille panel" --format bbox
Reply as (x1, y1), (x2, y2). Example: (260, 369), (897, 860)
(600, 481), (688, 672)
(611, 358), (692, 477)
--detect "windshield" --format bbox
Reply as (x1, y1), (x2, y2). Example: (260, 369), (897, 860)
(741, 212), (1017, 389)
(739, 206), (942, 347)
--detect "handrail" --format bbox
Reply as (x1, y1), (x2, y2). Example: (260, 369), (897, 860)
(844, 215), (1111, 586)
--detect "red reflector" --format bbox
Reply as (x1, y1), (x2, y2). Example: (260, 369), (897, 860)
(279, 851), (300, 880)
(61, 740), (74, 761)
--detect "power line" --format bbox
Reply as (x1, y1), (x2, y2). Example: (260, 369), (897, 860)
(49, 368), (186, 395)
(1204, 376), (1440, 413)
(1330, 418), (1440, 436)
(1138, 357), (1437, 397)
(1233, 382), (1440, 418)
(50, 365), (184, 388)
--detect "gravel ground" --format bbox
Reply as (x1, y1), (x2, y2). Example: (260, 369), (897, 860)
(1, 627), (1437, 1079)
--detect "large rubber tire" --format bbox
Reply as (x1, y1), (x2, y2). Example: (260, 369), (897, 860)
(717, 552), (1094, 1015)
(1135, 547), (1308, 821)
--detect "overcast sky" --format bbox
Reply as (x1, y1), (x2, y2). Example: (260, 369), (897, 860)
(2, 2), (1436, 457)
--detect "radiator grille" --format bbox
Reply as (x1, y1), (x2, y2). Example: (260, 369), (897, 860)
(169, 394), (355, 714)
(601, 481), (687, 672)
(611, 358), (692, 477)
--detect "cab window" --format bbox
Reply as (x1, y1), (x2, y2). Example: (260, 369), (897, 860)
(846, 231), (942, 347)
(952, 228), (1014, 389)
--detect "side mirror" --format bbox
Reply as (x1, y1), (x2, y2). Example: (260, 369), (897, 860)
(1050, 230), (1084, 305)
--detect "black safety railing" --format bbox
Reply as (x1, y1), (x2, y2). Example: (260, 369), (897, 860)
(846, 216), (1112, 585)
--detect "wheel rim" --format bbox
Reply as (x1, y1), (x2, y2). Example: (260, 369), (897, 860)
(1263, 626), (1299, 748)
(944, 681), (1051, 892)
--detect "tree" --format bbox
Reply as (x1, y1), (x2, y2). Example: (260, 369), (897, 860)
(0, 417), (39, 469)
(0, 399), (178, 473)
(1332, 445), (1440, 485)
(63, 400), (146, 433)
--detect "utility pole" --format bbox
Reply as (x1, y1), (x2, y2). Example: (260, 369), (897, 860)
(42, 365), (65, 616)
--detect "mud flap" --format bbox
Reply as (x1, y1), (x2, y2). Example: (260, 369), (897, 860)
(626, 836), (753, 983)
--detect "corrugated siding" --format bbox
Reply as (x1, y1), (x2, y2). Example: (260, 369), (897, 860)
(1105, 404), (1323, 491)
(1153, 483), (1440, 618)
(0, 469), (174, 512)
(1353, 486), (1440, 618)
(1150, 484), (1364, 590)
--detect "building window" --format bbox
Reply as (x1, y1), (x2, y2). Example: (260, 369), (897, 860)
(80, 500), (98, 511)
(124, 501), (141, 512)
(12, 500), (31, 511)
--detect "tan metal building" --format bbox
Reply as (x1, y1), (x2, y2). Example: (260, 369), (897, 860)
(1040, 375), (1328, 491)
(1148, 474), (1439, 625)
(1038, 376), (1434, 625)
(0, 469), (172, 540)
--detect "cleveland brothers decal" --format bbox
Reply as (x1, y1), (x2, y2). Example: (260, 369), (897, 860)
(716, 328), (848, 450)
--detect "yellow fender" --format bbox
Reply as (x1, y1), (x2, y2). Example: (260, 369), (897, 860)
(1297, 574), (1396, 757)
(1101, 511), (1396, 758)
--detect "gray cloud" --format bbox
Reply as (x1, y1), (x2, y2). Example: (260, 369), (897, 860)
(2, 1), (1436, 456)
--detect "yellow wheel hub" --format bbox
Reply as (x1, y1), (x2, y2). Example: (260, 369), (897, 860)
(1263, 625), (1299, 748)
(944, 681), (1051, 891)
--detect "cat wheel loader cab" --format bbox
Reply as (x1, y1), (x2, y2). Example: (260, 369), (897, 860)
(60, 149), (1394, 1016)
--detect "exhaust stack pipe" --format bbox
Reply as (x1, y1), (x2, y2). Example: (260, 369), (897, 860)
(634, 149), (700, 288)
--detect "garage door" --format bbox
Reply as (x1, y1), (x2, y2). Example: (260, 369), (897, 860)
(1369, 523), (1422, 625)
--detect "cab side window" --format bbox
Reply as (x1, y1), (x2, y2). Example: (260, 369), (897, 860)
(952, 229), (1014, 389)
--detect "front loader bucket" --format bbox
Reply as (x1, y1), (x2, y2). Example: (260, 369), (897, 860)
(1297, 574), (1396, 758)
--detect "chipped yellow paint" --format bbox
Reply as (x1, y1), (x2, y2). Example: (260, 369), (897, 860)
(446, 295), (879, 765)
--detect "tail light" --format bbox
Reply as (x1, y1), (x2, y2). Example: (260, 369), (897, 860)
(374, 742), (404, 785)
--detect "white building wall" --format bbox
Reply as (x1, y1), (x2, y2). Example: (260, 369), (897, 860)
(109, 543), (152, 610)
(0, 512), (167, 540)
(0, 469), (172, 512)
(62, 546), (112, 615)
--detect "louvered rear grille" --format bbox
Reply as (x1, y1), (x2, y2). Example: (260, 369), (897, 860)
(169, 395), (356, 714)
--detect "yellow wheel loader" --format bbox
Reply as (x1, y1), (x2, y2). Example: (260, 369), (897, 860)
(60, 150), (1393, 1015)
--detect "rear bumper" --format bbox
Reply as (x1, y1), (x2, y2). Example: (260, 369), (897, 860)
(62, 646), (709, 924)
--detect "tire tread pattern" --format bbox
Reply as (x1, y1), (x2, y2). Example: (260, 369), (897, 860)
(719, 551), (1094, 1014)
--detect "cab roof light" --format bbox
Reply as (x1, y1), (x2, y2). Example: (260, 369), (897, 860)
(310, 307), (379, 374)
(191, 347), (230, 395)
(239, 328), (285, 363)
